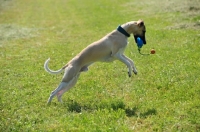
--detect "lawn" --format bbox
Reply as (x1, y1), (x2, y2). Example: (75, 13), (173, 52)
(0, 0), (200, 131)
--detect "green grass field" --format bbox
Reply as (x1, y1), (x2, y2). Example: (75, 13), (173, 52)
(1, 0), (200, 131)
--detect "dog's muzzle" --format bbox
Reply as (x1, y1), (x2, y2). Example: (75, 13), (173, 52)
(134, 35), (146, 44)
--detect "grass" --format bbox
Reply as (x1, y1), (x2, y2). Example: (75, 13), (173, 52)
(0, 0), (200, 131)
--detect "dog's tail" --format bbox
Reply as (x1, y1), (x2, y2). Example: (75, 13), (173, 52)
(44, 58), (64, 74)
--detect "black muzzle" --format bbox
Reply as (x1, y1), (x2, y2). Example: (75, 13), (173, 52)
(134, 35), (146, 44)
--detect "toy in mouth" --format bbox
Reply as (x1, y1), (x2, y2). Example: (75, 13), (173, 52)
(136, 37), (144, 49)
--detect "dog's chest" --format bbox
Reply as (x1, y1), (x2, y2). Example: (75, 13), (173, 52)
(101, 46), (126, 62)
(100, 56), (116, 62)
(99, 34), (128, 62)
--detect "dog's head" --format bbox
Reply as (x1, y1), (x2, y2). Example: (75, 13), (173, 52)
(133, 20), (146, 44)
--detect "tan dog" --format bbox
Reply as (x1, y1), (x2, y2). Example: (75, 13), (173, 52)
(44, 20), (146, 104)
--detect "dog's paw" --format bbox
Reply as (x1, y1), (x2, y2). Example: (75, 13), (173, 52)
(133, 71), (137, 75)
(128, 72), (132, 77)
(133, 69), (137, 75)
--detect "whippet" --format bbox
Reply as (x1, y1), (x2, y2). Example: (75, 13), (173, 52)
(44, 20), (146, 104)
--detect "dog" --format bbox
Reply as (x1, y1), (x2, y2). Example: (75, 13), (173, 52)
(44, 20), (146, 104)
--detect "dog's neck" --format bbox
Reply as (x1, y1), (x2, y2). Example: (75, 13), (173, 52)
(117, 25), (130, 37)
(121, 21), (137, 35)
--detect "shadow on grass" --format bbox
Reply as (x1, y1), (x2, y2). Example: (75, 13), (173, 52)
(125, 107), (157, 118)
(66, 101), (82, 113)
(64, 100), (157, 118)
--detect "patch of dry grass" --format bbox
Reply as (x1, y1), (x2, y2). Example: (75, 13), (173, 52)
(0, 24), (39, 42)
(123, 0), (200, 29)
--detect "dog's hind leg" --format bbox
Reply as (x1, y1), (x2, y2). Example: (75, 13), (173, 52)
(56, 73), (80, 102)
(47, 65), (80, 104)
(47, 82), (68, 104)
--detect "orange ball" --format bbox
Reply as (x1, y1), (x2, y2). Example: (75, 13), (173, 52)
(151, 49), (156, 54)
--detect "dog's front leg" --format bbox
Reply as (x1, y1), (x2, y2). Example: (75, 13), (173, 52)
(115, 54), (132, 77)
(122, 55), (137, 75)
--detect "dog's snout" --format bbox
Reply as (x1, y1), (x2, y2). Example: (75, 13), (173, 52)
(142, 36), (146, 44)
(142, 31), (146, 44)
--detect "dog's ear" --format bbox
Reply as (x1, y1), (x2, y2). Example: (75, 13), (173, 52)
(137, 20), (144, 27)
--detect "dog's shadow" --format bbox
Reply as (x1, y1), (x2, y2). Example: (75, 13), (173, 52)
(63, 100), (157, 118)
(125, 107), (157, 118)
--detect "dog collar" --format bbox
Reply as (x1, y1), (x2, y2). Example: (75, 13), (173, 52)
(117, 25), (130, 37)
